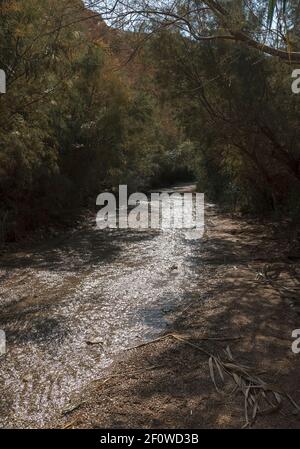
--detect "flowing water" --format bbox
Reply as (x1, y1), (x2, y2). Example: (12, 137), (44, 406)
(0, 184), (206, 428)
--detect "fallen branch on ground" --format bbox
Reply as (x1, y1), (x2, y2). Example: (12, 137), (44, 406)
(176, 334), (300, 427)
(127, 332), (300, 427)
(126, 333), (241, 351)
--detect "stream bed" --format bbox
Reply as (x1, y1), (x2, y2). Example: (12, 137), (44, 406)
(0, 184), (206, 428)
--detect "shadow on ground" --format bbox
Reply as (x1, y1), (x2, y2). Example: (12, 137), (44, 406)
(57, 210), (300, 429)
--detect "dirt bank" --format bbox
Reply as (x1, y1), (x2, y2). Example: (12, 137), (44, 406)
(55, 207), (300, 429)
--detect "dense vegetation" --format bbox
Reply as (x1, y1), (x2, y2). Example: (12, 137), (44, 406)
(149, 33), (300, 214)
(0, 0), (187, 241)
(0, 0), (300, 241)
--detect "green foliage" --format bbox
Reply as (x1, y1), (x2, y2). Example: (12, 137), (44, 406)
(0, 0), (181, 240)
(148, 28), (300, 216)
(1, 0), (299, 242)
(267, 0), (287, 29)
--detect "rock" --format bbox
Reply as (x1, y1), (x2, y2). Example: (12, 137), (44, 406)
(23, 374), (33, 383)
(85, 339), (103, 346)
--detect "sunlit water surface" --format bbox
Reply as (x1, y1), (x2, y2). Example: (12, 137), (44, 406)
(0, 184), (207, 428)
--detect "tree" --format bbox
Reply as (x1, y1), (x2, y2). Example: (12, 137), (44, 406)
(147, 29), (300, 212)
(90, 0), (300, 63)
